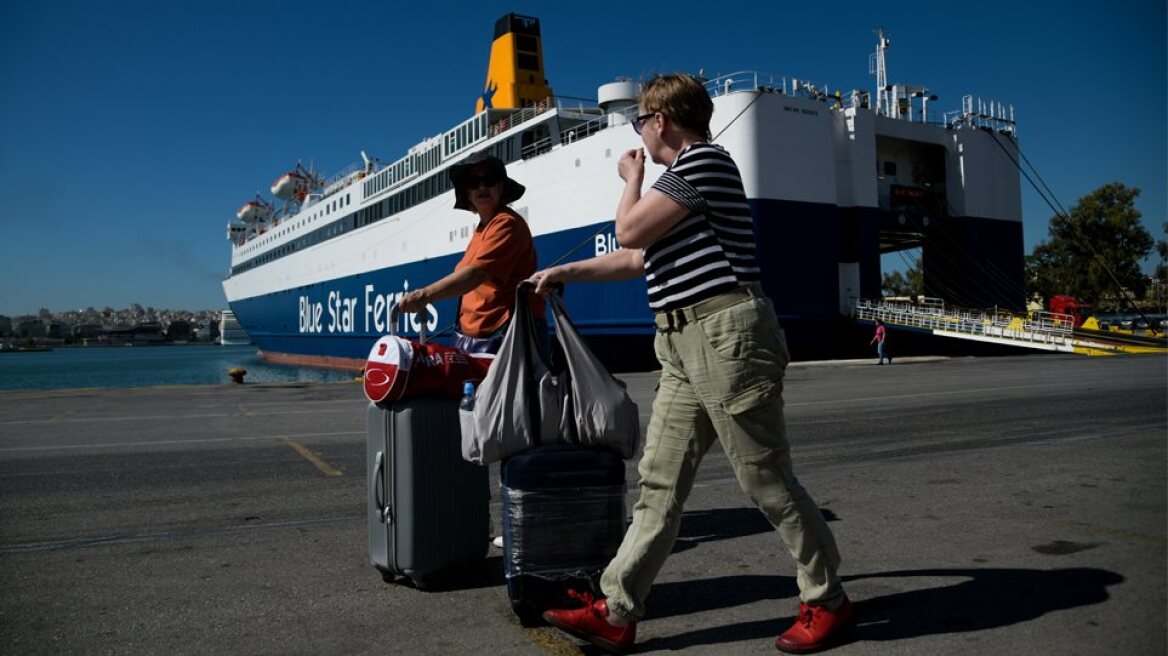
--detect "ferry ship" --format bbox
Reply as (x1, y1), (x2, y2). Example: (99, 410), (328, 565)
(222, 14), (1023, 371)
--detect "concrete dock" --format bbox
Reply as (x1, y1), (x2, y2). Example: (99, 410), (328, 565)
(0, 354), (1164, 655)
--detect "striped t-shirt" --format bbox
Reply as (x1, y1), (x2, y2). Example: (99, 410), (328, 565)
(644, 143), (760, 312)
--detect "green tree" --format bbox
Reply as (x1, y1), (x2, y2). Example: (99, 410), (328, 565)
(1025, 246), (1065, 301)
(1155, 221), (1168, 283)
(1152, 221), (1168, 311)
(881, 257), (924, 298)
(1027, 182), (1153, 308)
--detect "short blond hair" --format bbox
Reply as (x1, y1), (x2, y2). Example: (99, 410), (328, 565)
(640, 73), (713, 141)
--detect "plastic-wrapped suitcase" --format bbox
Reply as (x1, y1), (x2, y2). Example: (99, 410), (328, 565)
(367, 398), (489, 589)
(501, 444), (627, 624)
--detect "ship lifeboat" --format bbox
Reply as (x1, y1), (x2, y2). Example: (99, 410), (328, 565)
(271, 171), (308, 200)
(236, 198), (274, 223)
(270, 163), (322, 202)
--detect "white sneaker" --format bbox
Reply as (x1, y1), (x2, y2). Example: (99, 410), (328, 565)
(492, 535), (504, 548)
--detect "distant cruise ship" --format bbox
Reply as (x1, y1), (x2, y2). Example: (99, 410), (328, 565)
(218, 310), (251, 346)
(222, 14), (1023, 370)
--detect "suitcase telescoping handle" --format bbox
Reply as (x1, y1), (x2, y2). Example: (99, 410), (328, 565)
(387, 300), (429, 343)
(371, 451), (392, 524)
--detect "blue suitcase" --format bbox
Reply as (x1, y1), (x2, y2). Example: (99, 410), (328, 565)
(501, 444), (627, 625)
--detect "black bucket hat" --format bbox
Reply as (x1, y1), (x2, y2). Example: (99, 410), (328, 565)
(449, 150), (525, 211)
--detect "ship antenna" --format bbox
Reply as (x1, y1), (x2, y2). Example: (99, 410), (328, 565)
(870, 27), (891, 116)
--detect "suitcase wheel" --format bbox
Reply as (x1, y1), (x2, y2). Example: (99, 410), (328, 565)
(511, 600), (544, 627)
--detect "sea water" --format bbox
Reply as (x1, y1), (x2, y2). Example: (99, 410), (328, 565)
(0, 345), (356, 391)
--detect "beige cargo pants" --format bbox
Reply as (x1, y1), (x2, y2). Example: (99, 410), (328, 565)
(600, 287), (844, 620)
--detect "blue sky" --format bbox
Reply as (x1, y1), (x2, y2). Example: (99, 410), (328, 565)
(1, 0), (1164, 316)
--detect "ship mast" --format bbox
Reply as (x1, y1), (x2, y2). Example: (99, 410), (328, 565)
(870, 27), (891, 117)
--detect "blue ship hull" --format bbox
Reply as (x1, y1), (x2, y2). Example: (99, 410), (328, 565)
(229, 199), (1024, 371)
(230, 220), (653, 370)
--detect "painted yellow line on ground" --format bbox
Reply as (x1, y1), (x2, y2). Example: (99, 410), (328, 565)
(0, 408), (358, 426)
(518, 622), (583, 656)
(282, 438), (344, 477)
(0, 431), (363, 453)
(1059, 521), (1166, 545)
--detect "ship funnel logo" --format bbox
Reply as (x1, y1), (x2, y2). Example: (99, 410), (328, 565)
(480, 80), (497, 109)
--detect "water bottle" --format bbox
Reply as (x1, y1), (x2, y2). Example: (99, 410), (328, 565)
(459, 381), (475, 412)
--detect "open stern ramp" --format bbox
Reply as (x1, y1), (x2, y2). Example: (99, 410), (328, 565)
(854, 298), (1076, 352)
(853, 299), (1167, 355)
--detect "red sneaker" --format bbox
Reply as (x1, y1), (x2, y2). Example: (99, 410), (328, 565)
(775, 597), (854, 653)
(542, 590), (636, 653)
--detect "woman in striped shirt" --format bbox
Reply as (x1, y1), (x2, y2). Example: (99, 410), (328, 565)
(533, 73), (852, 654)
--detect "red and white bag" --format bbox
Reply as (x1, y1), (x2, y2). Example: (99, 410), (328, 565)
(363, 334), (494, 404)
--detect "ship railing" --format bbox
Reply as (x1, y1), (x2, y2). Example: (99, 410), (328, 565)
(852, 298), (1072, 346)
(553, 95), (602, 115)
(521, 136), (555, 160)
(369, 100), (559, 179)
(486, 97), (557, 137)
(321, 161), (363, 196)
(705, 71), (839, 104)
(942, 95), (1016, 134)
(668, 71), (1016, 131)
(519, 105), (641, 160)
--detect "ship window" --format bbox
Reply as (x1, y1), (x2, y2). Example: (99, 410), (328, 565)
(516, 34), (537, 54)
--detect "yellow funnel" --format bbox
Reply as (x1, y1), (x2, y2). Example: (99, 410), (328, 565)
(476, 13), (554, 113)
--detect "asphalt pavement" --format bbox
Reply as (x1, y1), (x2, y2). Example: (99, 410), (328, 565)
(0, 353), (1164, 655)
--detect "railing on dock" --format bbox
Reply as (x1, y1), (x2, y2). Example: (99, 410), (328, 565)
(852, 298), (1074, 350)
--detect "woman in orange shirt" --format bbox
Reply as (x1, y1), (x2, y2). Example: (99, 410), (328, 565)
(396, 150), (545, 354)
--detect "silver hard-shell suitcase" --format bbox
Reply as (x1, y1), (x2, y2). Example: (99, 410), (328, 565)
(367, 398), (489, 589)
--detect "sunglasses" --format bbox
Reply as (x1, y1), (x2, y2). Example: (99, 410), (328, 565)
(632, 111), (658, 135)
(462, 172), (503, 189)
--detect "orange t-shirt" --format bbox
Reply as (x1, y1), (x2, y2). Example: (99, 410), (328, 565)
(455, 207), (545, 337)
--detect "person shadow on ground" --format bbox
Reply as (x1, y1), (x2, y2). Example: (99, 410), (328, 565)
(627, 566), (1123, 652)
(669, 506), (811, 555)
